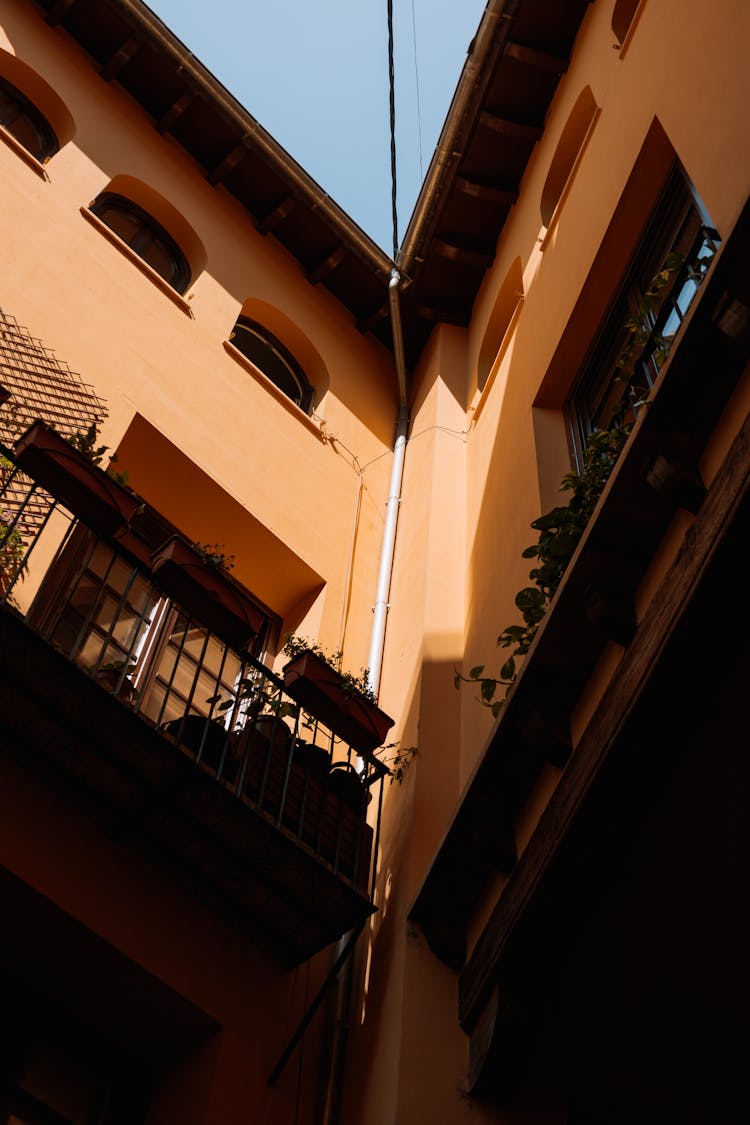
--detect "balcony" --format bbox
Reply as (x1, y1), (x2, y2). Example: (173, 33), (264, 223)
(0, 431), (388, 966)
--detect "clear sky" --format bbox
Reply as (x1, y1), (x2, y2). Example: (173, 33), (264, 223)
(147, 0), (486, 253)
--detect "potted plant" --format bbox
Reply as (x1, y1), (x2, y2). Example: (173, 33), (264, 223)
(151, 534), (266, 649)
(94, 659), (137, 704)
(12, 420), (141, 537)
(281, 636), (394, 755)
(0, 506), (26, 599)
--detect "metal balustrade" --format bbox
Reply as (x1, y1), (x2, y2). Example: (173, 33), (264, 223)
(1, 441), (387, 900)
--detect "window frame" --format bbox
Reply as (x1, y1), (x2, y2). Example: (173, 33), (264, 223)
(0, 74), (59, 163)
(89, 192), (192, 295)
(229, 317), (313, 413)
(565, 168), (720, 470)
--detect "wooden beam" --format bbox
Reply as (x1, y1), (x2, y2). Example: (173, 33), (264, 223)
(455, 177), (518, 207)
(357, 304), (389, 334)
(504, 41), (568, 74)
(256, 196), (296, 235)
(156, 92), (194, 134)
(415, 303), (472, 327)
(100, 36), (141, 82)
(432, 238), (495, 269)
(208, 142), (247, 186)
(45, 0), (77, 25)
(458, 407), (750, 1031)
(307, 246), (346, 285)
(478, 111), (543, 142)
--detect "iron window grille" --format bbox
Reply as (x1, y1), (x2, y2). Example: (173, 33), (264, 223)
(566, 168), (720, 470)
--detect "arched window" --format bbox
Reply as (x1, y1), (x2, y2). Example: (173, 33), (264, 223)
(90, 192), (192, 294)
(230, 317), (313, 411)
(0, 74), (58, 162)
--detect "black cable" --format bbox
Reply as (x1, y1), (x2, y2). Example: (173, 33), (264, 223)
(387, 0), (398, 258)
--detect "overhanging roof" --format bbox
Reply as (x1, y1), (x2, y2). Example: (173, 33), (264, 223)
(33, 0), (591, 368)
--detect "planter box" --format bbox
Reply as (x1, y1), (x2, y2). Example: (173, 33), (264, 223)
(13, 420), (141, 536)
(151, 534), (266, 649)
(282, 650), (393, 755)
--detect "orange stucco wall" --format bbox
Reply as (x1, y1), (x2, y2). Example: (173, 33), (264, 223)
(3, 0), (750, 1122)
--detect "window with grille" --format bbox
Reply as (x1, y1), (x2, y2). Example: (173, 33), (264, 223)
(566, 169), (720, 469)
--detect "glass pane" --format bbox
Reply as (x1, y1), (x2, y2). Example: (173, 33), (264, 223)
(99, 206), (142, 246)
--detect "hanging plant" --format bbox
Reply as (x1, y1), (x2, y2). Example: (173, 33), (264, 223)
(456, 253), (687, 716)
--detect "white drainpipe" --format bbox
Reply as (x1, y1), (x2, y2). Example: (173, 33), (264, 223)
(367, 269), (410, 697)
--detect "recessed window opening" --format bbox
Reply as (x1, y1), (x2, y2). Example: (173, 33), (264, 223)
(90, 192), (192, 294)
(230, 317), (313, 412)
(0, 74), (58, 162)
(541, 86), (598, 228)
(566, 167), (720, 469)
(612, 0), (642, 44)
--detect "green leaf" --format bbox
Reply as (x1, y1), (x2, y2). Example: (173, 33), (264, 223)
(480, 678), (496, 702)
(500, 656), (515, 680)
(469, 665), (485, 679)
(491, 700), (504, 718)
(521, 544), (539, 558)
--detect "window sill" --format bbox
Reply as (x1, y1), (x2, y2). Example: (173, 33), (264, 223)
(0, 124), (50, 180)
(79, 207), (195, 317)
(223, 340), (326, 440)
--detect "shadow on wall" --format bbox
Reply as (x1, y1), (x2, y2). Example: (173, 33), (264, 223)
(115, 413), (324, 623)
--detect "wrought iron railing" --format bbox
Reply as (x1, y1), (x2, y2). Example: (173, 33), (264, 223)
(1, 440), (387, 895)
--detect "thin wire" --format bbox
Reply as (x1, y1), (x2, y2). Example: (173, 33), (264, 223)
(387, 0), (399, 257)
(410, 0), (424, 179)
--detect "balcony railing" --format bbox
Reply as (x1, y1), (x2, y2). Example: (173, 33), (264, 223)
(1, 436), (388, 963)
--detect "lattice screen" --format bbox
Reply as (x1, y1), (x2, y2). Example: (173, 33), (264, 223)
(0, 306), (107, 531)
(0, 306), (106, 445)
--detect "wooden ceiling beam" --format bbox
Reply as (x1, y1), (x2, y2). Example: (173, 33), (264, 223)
(156, 92), (194, 134)
(357, 303), (390, 334)
(455, 177), (518, 207)
(100, 36), (141, 82)
(256, 196), (297, 235)
(307, 246), (346, 285)
(478, 111), (543, 142)
(432, 238), (495, 269)
(415, 303), (472, 327)
(504, 41), (568, 74)
(208, 142), (247, 185)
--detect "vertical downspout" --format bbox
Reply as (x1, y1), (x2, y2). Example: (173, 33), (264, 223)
(367, 268), (410, 696)
(322, 269), (410, 1125)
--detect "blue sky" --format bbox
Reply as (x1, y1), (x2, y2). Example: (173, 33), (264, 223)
(147, 0), (486, 252)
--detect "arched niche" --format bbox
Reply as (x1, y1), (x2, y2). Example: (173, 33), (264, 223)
(612, 0), (642, 45)
(236, 299), (330, 408)
(541, 86), (598, 228)
(0, 47), (75, 150)
(95, 174), (207, 283)
(477, 257), (524, 392)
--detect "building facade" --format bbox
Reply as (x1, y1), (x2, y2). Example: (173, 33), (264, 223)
(1, 1), (749, 1122)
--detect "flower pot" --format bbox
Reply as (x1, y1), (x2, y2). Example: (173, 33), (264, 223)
(151, 534), (266, 649)
(327, 761), (369, 815)
(282, 650), (393, 755)
(13, 420), (141, 536)
(294, 740), (331, 781)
